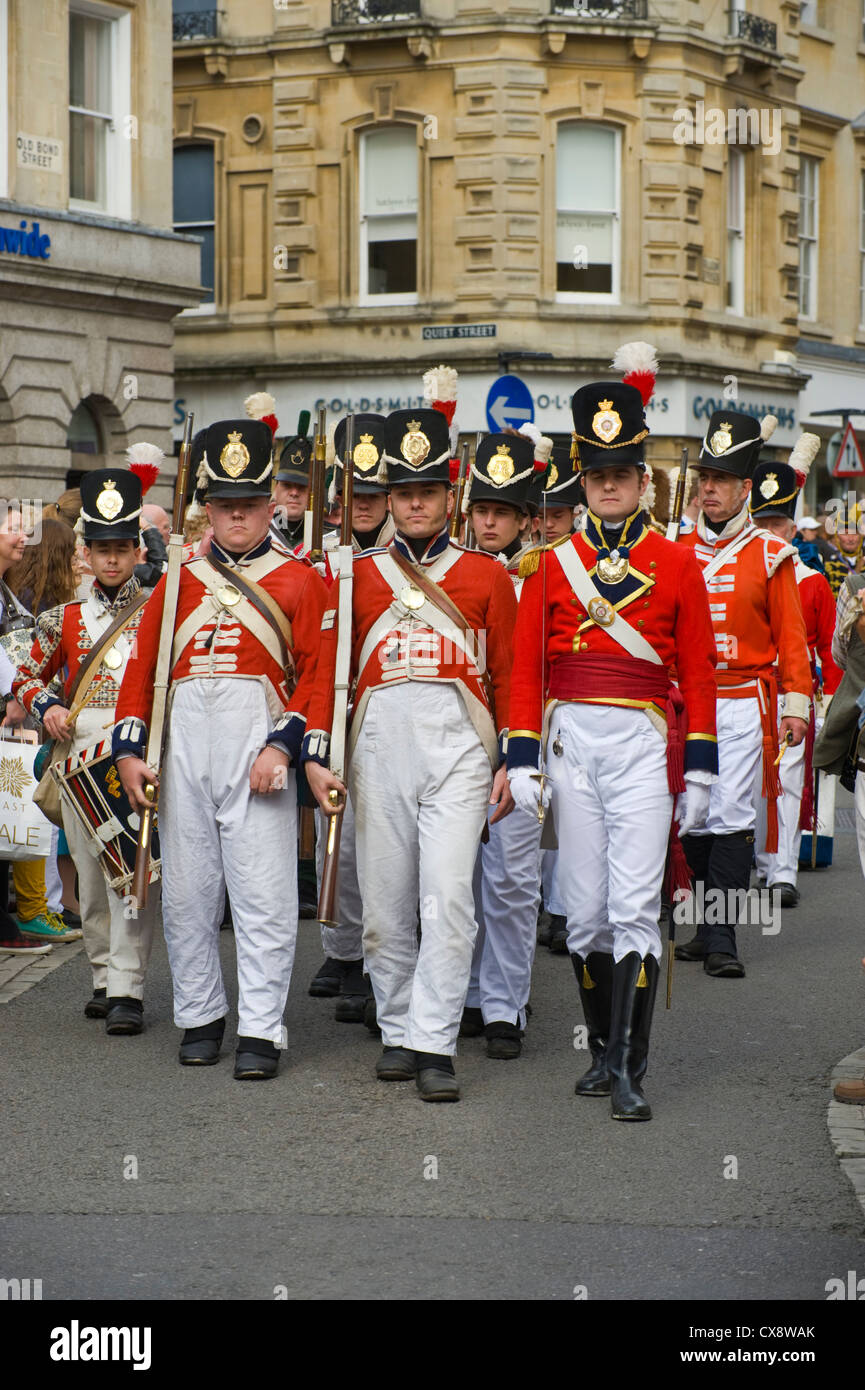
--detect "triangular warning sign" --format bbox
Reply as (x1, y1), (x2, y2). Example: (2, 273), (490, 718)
(830, 421), (865, 478)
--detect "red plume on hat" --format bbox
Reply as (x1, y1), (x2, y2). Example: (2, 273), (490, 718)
(610, 341), (658, 407)
(125, 441), (164, 495)
(423, 364), (460, 477)
(244, 391), (279, 436)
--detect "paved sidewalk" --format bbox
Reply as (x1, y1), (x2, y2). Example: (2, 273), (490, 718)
(828, 1044), (865, 1220)
(0, 940), (84, 1005)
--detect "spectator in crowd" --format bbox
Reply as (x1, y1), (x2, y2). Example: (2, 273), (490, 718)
(824, 503), (865, 597)
(5, 517), (83, 943)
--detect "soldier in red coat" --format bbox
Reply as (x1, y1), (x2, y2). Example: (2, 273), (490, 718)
(507, 362), (718, 1121)
(114, 419), (328, 1080)
(304, 408), (517, 1102)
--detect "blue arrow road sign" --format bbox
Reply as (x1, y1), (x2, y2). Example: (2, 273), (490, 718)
(485, 375), (535, 433)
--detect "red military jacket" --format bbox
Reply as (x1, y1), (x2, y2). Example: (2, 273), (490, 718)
(303, 527), (517, 770)
(14, 577), (147, 720)
(794, 555), (842, 696)
(681, 512), (812, 718)
(113, 536), (327, 765)
(507, 508), (718, 773)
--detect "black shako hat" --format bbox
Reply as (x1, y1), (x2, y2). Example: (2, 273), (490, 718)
(466, 433), (535, 515)
(201, 419), (274, 499)
(80, 469), (143, 543)
(275, 435), (312, 485)
(570, 381), (649, 472)
(750, 461), (800, 520)
(697, 410), (763, 480)
(381, 408), (452, 486)
(535, 441), (585, 509)
(334, 414), (388, 495)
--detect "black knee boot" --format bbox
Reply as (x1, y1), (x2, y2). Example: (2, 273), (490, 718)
(571, 952), (613, 1096)
(703, 830), (754, 966)
(675, 833), (711, 959)
(607, 953), (659, 1122)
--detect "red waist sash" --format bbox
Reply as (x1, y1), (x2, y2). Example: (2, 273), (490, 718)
(549, 653), (686, 795)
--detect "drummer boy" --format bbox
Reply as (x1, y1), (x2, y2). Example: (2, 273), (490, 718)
(13, 469), (158, 1034)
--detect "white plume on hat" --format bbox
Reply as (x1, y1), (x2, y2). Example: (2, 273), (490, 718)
(422, 365), (458, 406)
(244, 391), (277, 420)
(518, 422), (554, 465)
(760, 414), (778, 442)
(787, 431), (820, 482)
(185, 459), (209, 521)
(125, 442), (164, 467)
(610, 341), (658, 406)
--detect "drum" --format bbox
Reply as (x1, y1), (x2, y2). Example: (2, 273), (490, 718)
(55, 738), (161, 897)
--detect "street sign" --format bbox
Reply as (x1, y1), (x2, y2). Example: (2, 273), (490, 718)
(828, 421), (865, 478)
(485, 374), (534, 433)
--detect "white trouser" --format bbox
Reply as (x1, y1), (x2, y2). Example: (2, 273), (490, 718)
(541, 849), (564, 916)
(315, 793), (363, 961)
(61, 706), (157, 998)
(468, 800), (541, 1027)
(690, 697), (762, 838)
(754, 715), (806, 886)
(160, 678), (298, 1045)
(549, 703), (673, 963)
(349, 681), (492, 1056)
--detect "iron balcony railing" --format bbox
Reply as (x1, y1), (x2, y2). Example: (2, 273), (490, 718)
(728, 9), (778, 50)
(173, 9), (222, 41)
(550, 0), (649, 17)
(332, 0), (421, 22)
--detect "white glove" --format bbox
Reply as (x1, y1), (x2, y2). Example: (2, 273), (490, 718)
(508, 765), (552, 819)
(676, 778), (711, 837)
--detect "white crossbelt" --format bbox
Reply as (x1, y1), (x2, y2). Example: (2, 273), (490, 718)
(553, 542), (662, 665)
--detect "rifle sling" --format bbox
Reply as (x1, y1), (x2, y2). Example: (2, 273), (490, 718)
(389, 547), (496, 720)
(206, 554), (295, 688)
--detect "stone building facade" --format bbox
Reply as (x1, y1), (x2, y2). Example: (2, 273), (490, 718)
(1, 0), (201, 507)
(172, 0), (865, 509)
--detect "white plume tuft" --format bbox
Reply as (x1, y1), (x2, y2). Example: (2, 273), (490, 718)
(518, 422), (542, 447)
(125, 442), (164, 467)
(760, 414), (778, 443)
(422, 365), (458, 405)
(641, 462), (656, 514)
(535, 435), (554, 465)
(244, 391), (277, 420)
(325, 423), (336, 469)
(788, 431), (820, 479)
(609, 341), (659, 377)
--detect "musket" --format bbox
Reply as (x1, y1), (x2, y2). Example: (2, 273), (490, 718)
(530, 480), (557, 850)
(317, 412), (356, 928)
(307, 405), (327, 566)
(131, 410), (194, 909)
(665, 445), (689, 542)
(450, 441), (470, 540)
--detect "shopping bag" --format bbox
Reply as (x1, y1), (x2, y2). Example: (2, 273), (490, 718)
(0, 729), (54, 859)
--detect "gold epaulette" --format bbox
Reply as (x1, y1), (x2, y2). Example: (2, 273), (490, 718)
(518, 547), (542, 579)
(518, 533), (571, 580)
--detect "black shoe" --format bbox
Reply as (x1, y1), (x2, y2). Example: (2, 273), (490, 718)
(179, 1018), (226, 1066)
(376, 1047), (416, 1081)
(234, 1036), (279, 1080)
(84, 988), (108, 1019)
(415, 1053), (460, 1102)
(63, 907), (83, 929)
(572, 952), (613, 1096)
(363, 992), (381, 1036)
(674, 934), (708, 962)
(334, 964), (372, 1023)
(608, 954), (658, 1122)
(308, 956), (358, 998)
(548, 914), (568, 953)
(105, 997), (144, 1035)
(704, 952), (746, 978)
(459, 1006), (484, 1037)
(537, 908), (553, 947)
(484, 1021), (523, 1060)
(770, 881), (799, 909)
